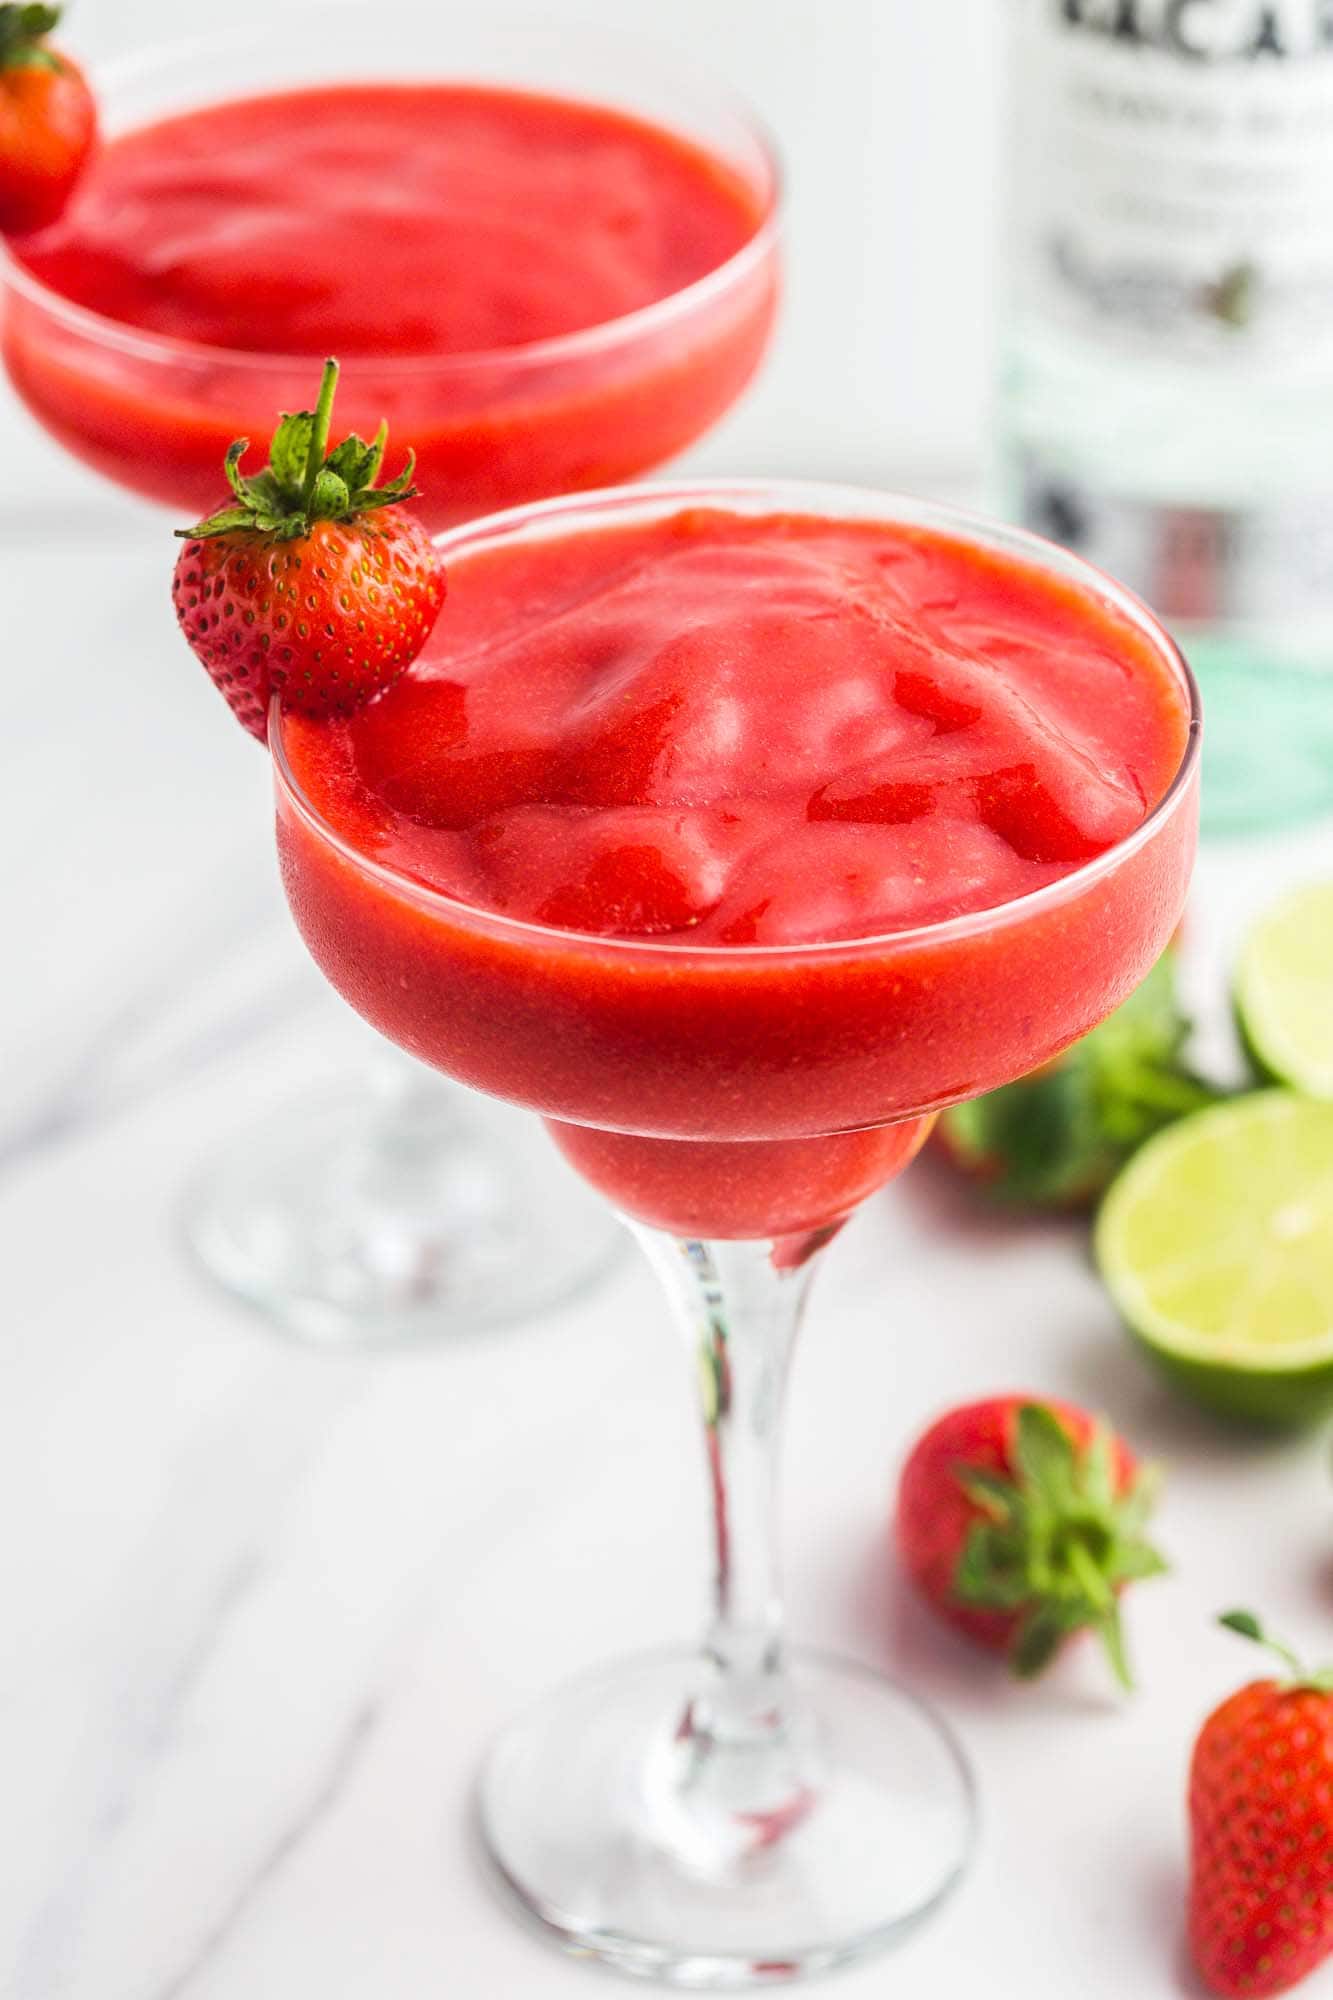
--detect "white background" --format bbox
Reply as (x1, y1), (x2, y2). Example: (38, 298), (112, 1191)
(3, 6), (1333, 2000)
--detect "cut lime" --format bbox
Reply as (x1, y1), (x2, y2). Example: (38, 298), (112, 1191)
(1095, 1092), (1333, 1427)
(1236, 880), (1333, 1097)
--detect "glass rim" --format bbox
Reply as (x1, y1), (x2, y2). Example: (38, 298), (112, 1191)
(270, 476), (1203, 964)
(0, 19), (783, 380)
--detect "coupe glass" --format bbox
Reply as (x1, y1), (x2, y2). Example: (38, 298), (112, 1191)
(271, 478), (1202, 1982)
(0, 14), (781, 1344)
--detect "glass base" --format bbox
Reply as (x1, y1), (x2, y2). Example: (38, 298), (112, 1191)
(478, 1647), (975, 1987)
(181, 1078), (623, 1347)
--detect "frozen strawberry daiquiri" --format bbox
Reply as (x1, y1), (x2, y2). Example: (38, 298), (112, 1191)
(281, 498), (1193, 1238)
(3, 19), (778, 1347)
(274, 481), (1200, 1982)
(2, 49), (778, 522)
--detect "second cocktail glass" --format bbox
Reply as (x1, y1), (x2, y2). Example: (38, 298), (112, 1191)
(0, 14), (781, 1342)
(271, 479), (1201, 1983)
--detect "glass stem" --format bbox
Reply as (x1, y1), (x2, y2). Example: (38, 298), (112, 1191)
(631, 1227), (831, 1864)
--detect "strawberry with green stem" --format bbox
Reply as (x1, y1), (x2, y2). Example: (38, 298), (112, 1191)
(895, 1396), (1166, 1687)
(1189, 1612), (1333, 1999)
(173, 358), (446, 742)
(0, 4), (96, 233)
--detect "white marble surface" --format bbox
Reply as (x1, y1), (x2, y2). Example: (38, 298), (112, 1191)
(5, 5), (1333, 1998)
(7, 530), (1333, 2000)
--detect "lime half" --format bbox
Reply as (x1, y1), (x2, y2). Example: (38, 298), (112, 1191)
(1095, 1092), (1333, 1426)
(1236, 880), (1333, 1096)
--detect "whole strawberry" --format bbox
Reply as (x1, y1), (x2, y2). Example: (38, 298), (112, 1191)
(1189, 1612), (1333, 1999)
(895, 1395), (1165, 1687)
(0, 3), (95, 233)
(173, 359), (445, 742)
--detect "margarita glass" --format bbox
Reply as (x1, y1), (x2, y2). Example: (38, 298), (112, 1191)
(272, 479), (1201, 1983)
(0, 14), (780, 1343)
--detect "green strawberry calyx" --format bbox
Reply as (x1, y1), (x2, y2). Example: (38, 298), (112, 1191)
(0, 5), (66, 72)
(939, 950), (1218, 1209)
(1218, 1611), (1333, 1694)
(953, 1402), (1167, 1689)
(178, 358), (418, 544)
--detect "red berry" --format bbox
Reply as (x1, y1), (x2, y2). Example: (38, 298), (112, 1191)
(173, 513), (444, 743)
(1189, 1616), (1333, 1998)
(172, 360), (445, 743)
(0, 6), (97, 234)
(895, 1395), (1163, 1686)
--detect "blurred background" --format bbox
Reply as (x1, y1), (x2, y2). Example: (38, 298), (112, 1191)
(11, 0), (1004, 503)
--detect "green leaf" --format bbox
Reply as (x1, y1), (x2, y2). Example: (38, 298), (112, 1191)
(954, 1524), (1033, 1610)
(1081, 1423), (1115, 1509)
(240, 469), (287, 515)
(955, 1467), (1017, 1521)
(173, 361), (428, 546)
(1216, 1608), (1315, 1684)
(269, 410), (317, 492)
(1011, 1605), (1073, 1679)
(370, 450), (418, 503)
(1013, 1404), (1077, 1507)
(176, 505), (260, 541)
(947, 1402), (1167, 1690)
(326, 433), (374, 485)
(325, 423), (390, 494)
(355, 486), (420, 517)
(223, 439), (252, 506)
(1113, 1540), (1168, 1584)
(1066, 1537), (1114, 1611)
(1116, 1463), (1162, 1538)
(0, 4), (61, 33)
(1097, 1607), (1134, 1692)
(309, 468), (350, 516)
(0, 3), (60, 65)
(361, 420), (389, 487)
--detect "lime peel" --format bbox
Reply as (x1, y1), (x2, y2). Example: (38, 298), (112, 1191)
(1236, 880), (1333, 1098)
(1095, 1091), (1333, 1426)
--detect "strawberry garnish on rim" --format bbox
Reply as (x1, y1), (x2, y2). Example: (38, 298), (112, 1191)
(0, 3), (98, 234)
(172, 358), (446, 742)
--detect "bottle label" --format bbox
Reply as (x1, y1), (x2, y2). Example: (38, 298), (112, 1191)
(1016, 446), (1333, 645)
(1012, 0), (1333, 362)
